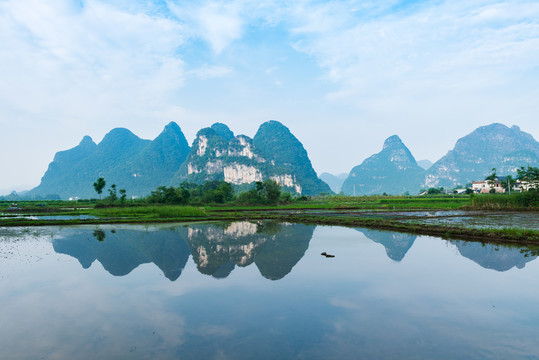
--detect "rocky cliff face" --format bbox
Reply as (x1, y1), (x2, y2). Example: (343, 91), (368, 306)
(424, 124), (539, 188)
(174, 121), (331, 195)
(341, 135), (425, 195)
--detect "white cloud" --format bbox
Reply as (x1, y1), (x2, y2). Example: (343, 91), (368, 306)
(287, 0), (539, 101)
(0, 0), (187, 189)
(189, 65), (233, 79)
(0, 0), (186, 121)
(1, 0), (538, 189)
(168, 1), (244, 54)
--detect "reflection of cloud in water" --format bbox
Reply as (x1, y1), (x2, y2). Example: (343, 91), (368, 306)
(0, 274), (188, 359)
(356, 228), (416, 261)
(452, 240), (537, 271)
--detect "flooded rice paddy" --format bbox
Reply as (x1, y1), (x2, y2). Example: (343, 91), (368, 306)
(1, 221), (539, 359)
(300, 209), (539, 230)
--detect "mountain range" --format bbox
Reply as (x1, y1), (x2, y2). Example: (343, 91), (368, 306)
(29, 120), (330, 199)
(26, 121), (539, 199)
(339, 123), (539, 195)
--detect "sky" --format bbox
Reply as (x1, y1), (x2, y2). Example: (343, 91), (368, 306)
(1, 0), (538, 194)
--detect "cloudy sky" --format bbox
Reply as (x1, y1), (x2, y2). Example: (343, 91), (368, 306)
(1, 0), (538, 193)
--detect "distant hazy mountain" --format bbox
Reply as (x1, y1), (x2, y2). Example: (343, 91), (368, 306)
(30, 122), (190, 199)
(319, 173), (348, 193)
(174, 121), (331, 195)
(424, 124), (539, 188)
(341, 135), (426, 195)
(417, 159), (433, 170)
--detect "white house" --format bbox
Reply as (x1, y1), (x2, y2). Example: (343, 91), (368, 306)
(471, 180), (505, 193)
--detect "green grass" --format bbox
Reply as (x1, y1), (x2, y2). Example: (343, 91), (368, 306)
(92, 205), (206, 218)
(205, 196), (471, 212)
(470, 192), (539, 209)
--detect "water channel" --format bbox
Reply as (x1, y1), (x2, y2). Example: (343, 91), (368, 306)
(1, 221), (538, 359)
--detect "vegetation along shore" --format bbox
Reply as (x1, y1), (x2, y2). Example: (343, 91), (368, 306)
(2, 178), (539, 247)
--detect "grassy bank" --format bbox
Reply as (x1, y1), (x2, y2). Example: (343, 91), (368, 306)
(470, 192), (539, 209)
(92, 205), (206, 218)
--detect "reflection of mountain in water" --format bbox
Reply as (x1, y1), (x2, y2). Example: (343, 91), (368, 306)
(452, 240), (537, 271)
(53, 227), (191, 280)
(53, 222), (315, 281)
(182, 221), (315, 280)
(356, 228), (416, 261)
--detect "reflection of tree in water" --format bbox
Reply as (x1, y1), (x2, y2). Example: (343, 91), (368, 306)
(183, 221), (315, 280)
(451, 240), (537, 271)
(356, 228), (416, 261)
(93, 229), (106, 242)
(53, 227), (191, 280)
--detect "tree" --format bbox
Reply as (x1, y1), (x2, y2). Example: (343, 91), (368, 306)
(485, 168), (497, 181)
(484, 168), (499, 192)
(107, 184), (117, 201)
(517, 166), (539, 190)
(93, 229), (106, 242)
(202, 181), (234, 203)
(119, 189), (127, 204)
(93, 177), (106, 199)
(236, 180), (283, 204)
(427, 187), (444, 195)
(148, 186), (189, 204)
(501, 175), (516, 194)
(262, 179), (281, 203)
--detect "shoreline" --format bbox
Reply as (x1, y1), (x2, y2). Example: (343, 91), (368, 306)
(2, 208), (539, 247)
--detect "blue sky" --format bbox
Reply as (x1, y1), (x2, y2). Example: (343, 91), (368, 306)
(1, 0), (538, 193)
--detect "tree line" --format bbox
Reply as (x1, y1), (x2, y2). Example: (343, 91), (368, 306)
(92, 177), (294, 206)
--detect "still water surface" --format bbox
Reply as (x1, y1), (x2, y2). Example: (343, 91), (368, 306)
(1, 222), (539, 359)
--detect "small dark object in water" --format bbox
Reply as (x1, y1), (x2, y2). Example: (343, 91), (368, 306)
(321, 252), (335, 258)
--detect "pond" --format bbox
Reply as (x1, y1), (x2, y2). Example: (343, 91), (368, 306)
(1, 221), (539, 359)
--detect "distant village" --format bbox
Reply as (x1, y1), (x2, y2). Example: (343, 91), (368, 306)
(420, 178), (536, 196)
